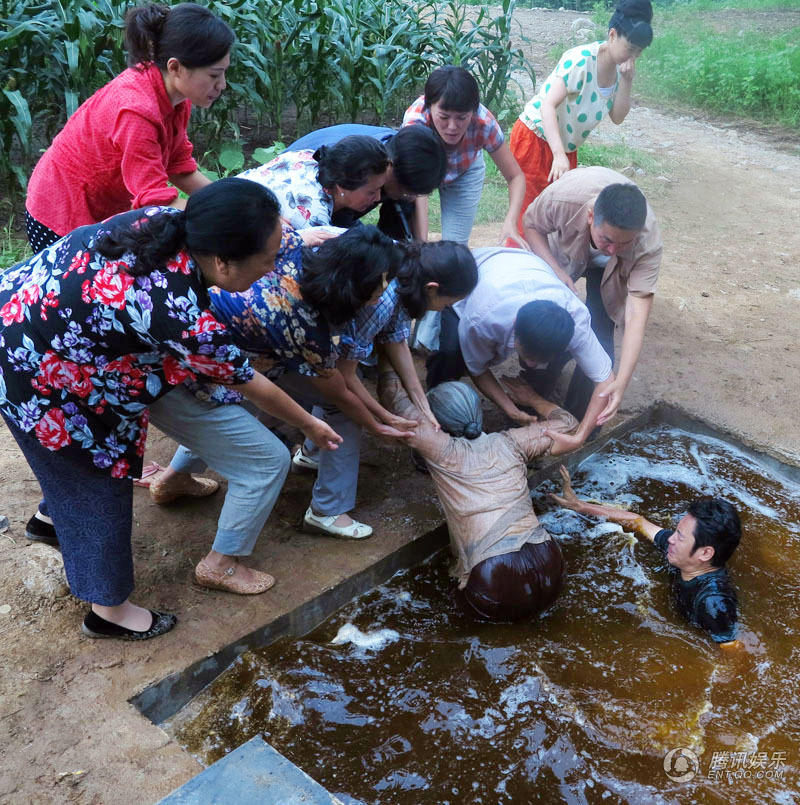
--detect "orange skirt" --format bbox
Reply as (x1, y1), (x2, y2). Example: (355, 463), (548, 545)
(510, 120), (579, 235)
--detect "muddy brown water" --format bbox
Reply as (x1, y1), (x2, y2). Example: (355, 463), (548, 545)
(170, 426), (799, 804)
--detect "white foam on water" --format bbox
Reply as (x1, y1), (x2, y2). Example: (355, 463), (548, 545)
(330, 622), (400, 651)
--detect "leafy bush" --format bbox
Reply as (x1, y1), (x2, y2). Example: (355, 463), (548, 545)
(637, 26), (800, 126)
(0, 0), (534, 197)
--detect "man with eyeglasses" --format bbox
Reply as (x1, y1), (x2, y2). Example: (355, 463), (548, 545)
(522, 166), (662, 420)
(286, 124), (447, 241)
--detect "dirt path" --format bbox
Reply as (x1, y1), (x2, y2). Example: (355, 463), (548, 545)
(1, 9), (799, 804)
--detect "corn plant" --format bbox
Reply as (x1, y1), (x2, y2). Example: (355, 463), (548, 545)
(0, 0), (535, 197)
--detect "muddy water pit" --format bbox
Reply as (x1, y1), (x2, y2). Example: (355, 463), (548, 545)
(165, 425), (800, 804)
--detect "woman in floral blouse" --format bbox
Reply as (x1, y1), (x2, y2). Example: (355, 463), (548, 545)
(155, 227), (478, 540)
(0, 178), (340, 640)
(237, 135), (390, 231)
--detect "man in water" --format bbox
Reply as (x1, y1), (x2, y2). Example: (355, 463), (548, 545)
(550, 465), (741, 645)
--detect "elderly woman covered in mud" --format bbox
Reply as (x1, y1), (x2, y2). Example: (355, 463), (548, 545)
(378, 363), (593, 621)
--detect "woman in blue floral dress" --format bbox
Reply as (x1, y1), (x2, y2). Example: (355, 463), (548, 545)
(0, 178), (340, 640)
(156, 226), (478, 540)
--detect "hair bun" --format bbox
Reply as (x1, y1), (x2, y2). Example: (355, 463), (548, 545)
(463, 422), (482, 440)
(615, 0), (652, 23)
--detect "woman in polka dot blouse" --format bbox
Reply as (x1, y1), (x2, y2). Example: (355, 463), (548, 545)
(510, 0), (654, 234)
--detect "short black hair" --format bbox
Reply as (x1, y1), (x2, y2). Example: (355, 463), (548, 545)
(593, 183), (647, 231)
(387, 127), (447, 195)
(424, 65), (480, 113)
(514, 300), (575, 362)
(688, 497), (741, 567)
(315, 136), (390, 192)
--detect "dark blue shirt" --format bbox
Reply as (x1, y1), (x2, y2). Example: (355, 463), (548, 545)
(654, 529), (738, 643)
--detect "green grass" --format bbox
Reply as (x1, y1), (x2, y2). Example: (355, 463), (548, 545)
(0, 221), (30, 271)
(637, 25), (800, 126)
(578, 142), (665, 173)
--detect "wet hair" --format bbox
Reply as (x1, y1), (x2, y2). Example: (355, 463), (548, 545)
(514, 300), (575, 363)
(608, 0), (654, 50)
(394, 241), (478, 319)
(315, 136), (390, 192)
(95, 178), (281, 276)
(424, 65), (480, 113)
(427, 381), (483, 439)
(387, 126), (447, 195)
(593, 183), (648, 231)
(299, 225), (403, 325)
(125, 3), (234, 70)
(687, 497), (741, 566)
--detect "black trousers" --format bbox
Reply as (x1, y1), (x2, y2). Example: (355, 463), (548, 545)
(424, 305), (466, 390)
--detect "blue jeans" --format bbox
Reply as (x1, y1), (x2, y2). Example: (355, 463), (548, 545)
(274, 373), (363, 516)
(150, 387), (290, 556)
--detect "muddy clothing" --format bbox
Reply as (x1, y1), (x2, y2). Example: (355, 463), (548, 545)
(654, 529), (738, 643)
(522, 166), (662, 326)
(459, 537), (564, 622)
(379, 369), (577, 594)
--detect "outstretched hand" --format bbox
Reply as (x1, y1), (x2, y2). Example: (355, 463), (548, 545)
(372, 422), (417, 441)
(549, 464), (582, 511)
(543, 428), (584, 456)
(303, 417), (343, 451)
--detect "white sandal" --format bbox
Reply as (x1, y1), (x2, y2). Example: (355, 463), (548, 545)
(292, 447), (319, 473)
(302, 507), (373, 540)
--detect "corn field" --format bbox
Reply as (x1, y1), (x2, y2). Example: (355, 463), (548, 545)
(0, 0), (534, 197)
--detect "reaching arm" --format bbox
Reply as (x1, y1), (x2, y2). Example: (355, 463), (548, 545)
(377, 362), (450, 459)
(549, 465), (661, 541)
(337, 357), (418, 432)
(309, 368), (416, 441)
(521, 226), (577, 293)
(413, 196), (430, 242)
(489, 143), (530, 250)
(233, 372), (342, 451)
(169, 169), (213, 197)
(538, 80), (570, 182)
(542, 371), (617, 455)
(381, 340), (440, 430)
(595, 294), (653, 420)
(470, 369), (539, 425)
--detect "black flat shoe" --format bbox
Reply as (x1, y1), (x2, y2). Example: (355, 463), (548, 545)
(82, 609), (177, 641)
(25, 513), (60, 549)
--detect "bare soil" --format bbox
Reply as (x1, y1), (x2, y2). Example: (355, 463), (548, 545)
(1, 9), (799, 804)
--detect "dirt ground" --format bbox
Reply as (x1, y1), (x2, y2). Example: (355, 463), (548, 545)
(1, 8), (799, 804)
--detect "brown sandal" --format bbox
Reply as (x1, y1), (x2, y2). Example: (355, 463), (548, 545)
(195, 559), (275, 595)
(150, 473), (220, 505)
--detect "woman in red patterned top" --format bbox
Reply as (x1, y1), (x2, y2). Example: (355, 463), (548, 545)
(25, 3), (233, 253)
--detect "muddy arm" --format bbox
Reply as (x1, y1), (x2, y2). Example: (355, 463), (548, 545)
(377, 363), (450, 459)
(549, 465), (661, 542)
